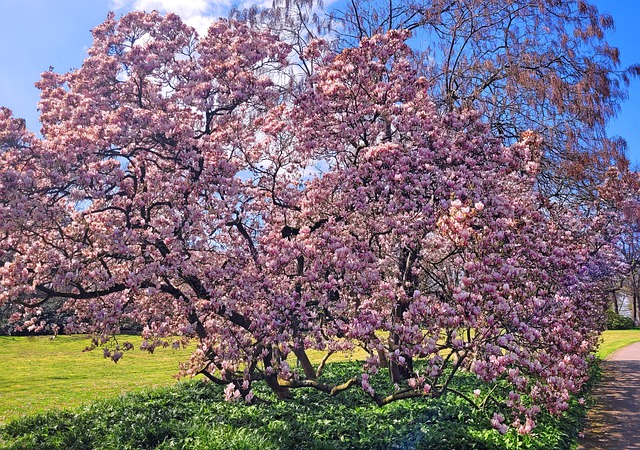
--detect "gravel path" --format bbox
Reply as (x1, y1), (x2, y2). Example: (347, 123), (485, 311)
(577, 341), (640, 449)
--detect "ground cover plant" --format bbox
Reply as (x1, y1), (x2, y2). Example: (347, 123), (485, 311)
(0, 360), (593, 450)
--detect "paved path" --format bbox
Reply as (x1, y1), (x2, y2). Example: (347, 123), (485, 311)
(578, 341), (640, 449)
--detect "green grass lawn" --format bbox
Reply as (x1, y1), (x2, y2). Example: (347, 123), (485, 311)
(597, 329), (640, 358)
(0, 335), (196, 423)
(0, 334), (367, 424)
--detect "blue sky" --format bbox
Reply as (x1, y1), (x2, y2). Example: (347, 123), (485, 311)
(1, 0), (638, 165)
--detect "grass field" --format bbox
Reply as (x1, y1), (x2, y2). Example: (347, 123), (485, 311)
(597, 329), (640, 358)
(0, 335), (196, 423)
(0, 329), (638, 425)
(0, 334), (367, 424)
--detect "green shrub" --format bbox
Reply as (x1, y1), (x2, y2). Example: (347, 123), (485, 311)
(606, 309), (636, 330)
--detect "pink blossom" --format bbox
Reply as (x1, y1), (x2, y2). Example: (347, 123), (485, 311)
(491, 413), (508, 434)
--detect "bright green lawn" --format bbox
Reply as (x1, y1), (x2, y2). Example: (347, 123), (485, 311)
(0, 335), (195, 423)
(0, 334), (366, 424)
(597, 329), (640, 358)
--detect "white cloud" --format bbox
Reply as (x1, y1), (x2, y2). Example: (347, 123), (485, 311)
(240, 0), (271, 9)
(110, 0), (233, 34)
(182, 14), (222, 35)
(128, 0), (214, 17)
(109, 0), (131, 10)
(110, 0), (340, 38)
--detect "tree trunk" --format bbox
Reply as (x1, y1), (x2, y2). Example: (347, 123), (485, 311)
(292, 345), (317, 380)
(265, 373), (292, 399)
(389, 247), (418, 382)
(263, 348), (291, 399)
(388, 302), (413, 383)
(388, 346), (413, 382)
(377, 347), (388, 369)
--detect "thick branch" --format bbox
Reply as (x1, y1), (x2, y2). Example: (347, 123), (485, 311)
(278, 376), (360, 396)
(36, 282), (127, 300)
(315, 350), (335, 377)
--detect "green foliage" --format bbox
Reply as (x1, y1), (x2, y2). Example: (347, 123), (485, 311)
(605, 310), (637, 330)
(0, 361), (592, 450)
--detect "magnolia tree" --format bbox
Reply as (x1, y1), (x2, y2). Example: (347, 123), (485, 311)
(0, 12), (618, 433)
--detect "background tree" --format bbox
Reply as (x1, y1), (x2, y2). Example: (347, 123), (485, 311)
(256, 0), (639, 205)
(599, 166), (640, 324)
(620, 231), (640, 322)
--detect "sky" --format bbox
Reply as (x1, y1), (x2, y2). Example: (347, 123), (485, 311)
(0, 0), (639, 165)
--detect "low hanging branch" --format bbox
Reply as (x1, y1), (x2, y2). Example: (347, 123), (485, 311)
(315, 350), (335, 378)
(275, 375), (449, 407)
(278, 376), (360, 396)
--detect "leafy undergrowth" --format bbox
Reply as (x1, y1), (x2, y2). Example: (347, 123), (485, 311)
(0, 361), (593, 450)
